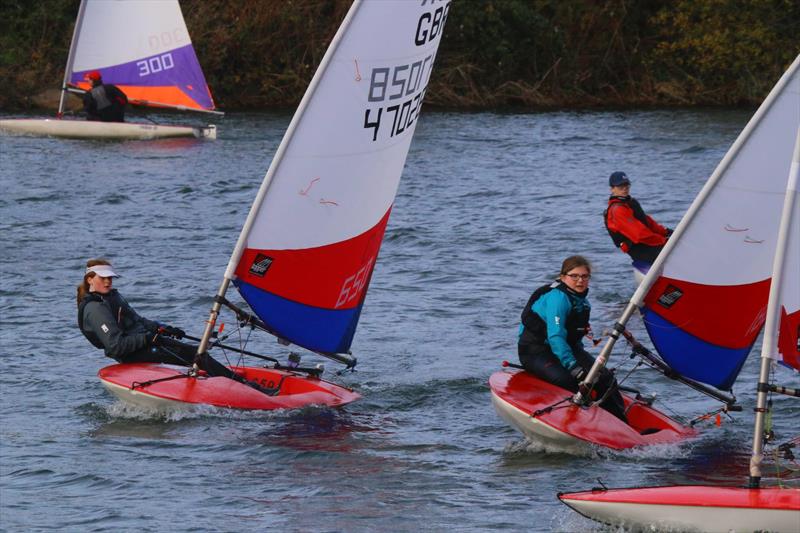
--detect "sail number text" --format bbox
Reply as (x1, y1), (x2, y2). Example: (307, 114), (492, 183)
(335, 257), (375, 308)
(146, 29), (187, 50)
(362, 1), (449, 142)
(415, 1), (450, 45)
(137, 53), (175, 77)
(363, 55), (434, 142)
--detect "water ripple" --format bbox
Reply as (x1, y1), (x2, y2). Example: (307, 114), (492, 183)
(2, 108), (789, 532)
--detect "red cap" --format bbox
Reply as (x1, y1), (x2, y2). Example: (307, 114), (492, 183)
(85, 70), (102, 82)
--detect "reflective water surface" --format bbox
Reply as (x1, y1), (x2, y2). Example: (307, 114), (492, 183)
(1, 108), (797, 532)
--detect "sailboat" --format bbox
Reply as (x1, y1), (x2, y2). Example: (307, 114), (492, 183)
(0, 0), (221, 140)
(490, 59), (800, 454)
(98, 0), (451, 410)
(489, 358), (696, 451)
(558, 55), (800, 530)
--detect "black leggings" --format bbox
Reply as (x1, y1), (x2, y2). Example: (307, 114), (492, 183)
(628, 243), (663, 264)
(519, 343), (628, 423)
(118, 337), (236, 380)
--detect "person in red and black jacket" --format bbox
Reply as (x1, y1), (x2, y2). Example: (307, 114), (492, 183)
(82, 70), (128, 122)
(603, 172), (672, 264)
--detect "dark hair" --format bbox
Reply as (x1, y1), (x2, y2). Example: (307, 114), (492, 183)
(559, 255), (592, 276)
(76, 258), (112, 307)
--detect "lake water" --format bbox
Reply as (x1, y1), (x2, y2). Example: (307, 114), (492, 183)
(1, 108), (797, 532)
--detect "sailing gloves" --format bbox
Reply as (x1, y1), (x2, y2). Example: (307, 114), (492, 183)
(158, 325), (186, 339)
(569, 365), (587, 382)
(146, 325), (186, 348)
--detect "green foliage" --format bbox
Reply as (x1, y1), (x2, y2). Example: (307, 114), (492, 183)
(434, 0), (797, 107)
(0, 0), (796, 110)
(648, 0), (800, 103)
(181, 0), (352, 108)
(0, 0), (75, 107)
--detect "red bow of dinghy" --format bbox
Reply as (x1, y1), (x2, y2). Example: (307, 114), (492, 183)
(489, 369), (694, 450)
(98, 363), (360, 410)
(559, 485), (800, 509)
(558, 486), (800, 532)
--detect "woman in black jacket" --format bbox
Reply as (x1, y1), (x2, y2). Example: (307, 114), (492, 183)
(76, 258), (237, 380)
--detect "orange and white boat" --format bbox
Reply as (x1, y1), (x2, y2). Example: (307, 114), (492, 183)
(0, 0), (221, 140)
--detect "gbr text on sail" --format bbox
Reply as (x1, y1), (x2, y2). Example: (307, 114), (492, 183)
(363, 0), (450, 142)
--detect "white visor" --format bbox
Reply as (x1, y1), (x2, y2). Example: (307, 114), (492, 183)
(86, 264), (119, 278)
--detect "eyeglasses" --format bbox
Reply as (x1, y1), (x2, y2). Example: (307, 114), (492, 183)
(565, 273), (591, 281)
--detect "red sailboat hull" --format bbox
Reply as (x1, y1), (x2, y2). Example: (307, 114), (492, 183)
(98, 363), (360, 411)
(489, 369), (695, 451)
(559, 485), (800, 532)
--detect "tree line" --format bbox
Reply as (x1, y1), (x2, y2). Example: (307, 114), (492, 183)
(1, 0), (797, 110)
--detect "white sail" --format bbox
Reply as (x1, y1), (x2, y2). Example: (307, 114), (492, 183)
(66, 0), (216, 112)
(197, 0), (451, 357)
(770, 130), (800, 367)
(629, 55), (800, 389)
(233, 0), (448, 252)
(561, 56), (800, 533)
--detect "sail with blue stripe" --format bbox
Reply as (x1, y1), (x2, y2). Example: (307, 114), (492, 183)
(220, 0), (449, 356)
(637, 56), (800, 390)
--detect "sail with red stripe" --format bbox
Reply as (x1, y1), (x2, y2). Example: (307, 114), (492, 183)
(637, 56), (800, 390)
(773, 131), (800, 371)
(222, 0), (450, 355)
(65, 0), (217, 113)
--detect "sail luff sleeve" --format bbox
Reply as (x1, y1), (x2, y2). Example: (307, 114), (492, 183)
(764, 128), (800, 364)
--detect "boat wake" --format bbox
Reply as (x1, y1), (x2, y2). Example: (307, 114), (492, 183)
(501, 431), (696, 460)
(600, 440), (693, 461)
(104, 400), (223, 421)
(101, 399), (340, 422)
(503, 437), (594, 458)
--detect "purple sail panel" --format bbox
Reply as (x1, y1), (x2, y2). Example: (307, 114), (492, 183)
(72, 44), (215, 111)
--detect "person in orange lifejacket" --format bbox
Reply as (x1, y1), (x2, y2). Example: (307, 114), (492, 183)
(82, 71), (128, 122)
(603, 172), (673, 264)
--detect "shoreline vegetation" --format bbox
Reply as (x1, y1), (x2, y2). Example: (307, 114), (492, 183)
(1, 0), (798, 112)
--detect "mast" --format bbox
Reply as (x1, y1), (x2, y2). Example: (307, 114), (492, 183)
(574, 56), (800, 405)
(748, 128), (800, 488)
(196, 0), (364, 358)
(57, 0), (87, 117)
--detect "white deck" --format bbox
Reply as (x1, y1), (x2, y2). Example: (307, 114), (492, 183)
(561, 495), (800, 533)
(0, 118), (216, 140)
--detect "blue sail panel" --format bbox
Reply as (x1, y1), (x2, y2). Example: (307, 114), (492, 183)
(642, 308), (752, 390)
(235, 279), (362, 355)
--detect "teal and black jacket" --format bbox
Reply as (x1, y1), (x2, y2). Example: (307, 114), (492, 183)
(518, 281), (590, 370)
